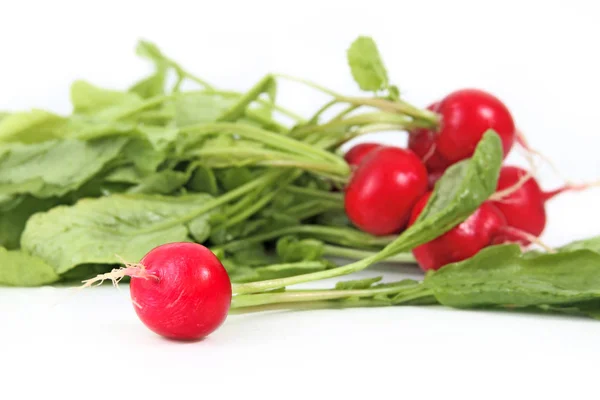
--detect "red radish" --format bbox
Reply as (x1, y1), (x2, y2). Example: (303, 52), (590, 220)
(82, 242), (232, 341)
(490, 166), (594, 244)
(408, 192), (508, 271)
(344, 146), (428, 236)
(427, 169), (445, 190)
(344, 143), (384, 167)
(434, 89), (516, 164)
(408, 102), (450, 171)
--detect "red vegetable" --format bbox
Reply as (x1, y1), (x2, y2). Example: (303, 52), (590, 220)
(408, 102), (450, 171)
(344, 146), (428, 236)
(130, 242), (232, 341)
(409, 90), (516, 170)
(490, 166), (593, 244)
(344, 142), (384, 168)
(435, 89), (516, 164)
(408, 192), (508, 271)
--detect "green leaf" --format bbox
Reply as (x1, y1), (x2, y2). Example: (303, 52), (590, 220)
(316, 209), (351, 227)
(119, 137), (166, 175)
(127, 169), (190, 194)
(276, 236), (325, 262)
(425, 244), (600, 308)
(174, 92), (238, 127)
(59, 263), (115, 283)
(557, 236), (600, 253)
(188, 211), (213, 243)
(70, 81), (144, 119)
(0, 248), (60, 286)
(0, 137), (129, 198)
(187, 164), (219, 195)
(347, 36), (389, 92)
(20, 193), (216, 274)
(335, 276), (382, 290)
(217, 167), (254, 192)
(134, 125), (179, 152)
(129, 63), (167, 99)
(380, 130), (503, 256)
(0, 196), (60, 249)
(231, 243), (275, 267)
(0, 110), (68, 143)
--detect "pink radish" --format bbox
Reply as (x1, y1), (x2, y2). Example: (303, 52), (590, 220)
(82, 242), (232, 341)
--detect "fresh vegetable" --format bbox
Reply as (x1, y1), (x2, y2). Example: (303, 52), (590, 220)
(343, 142), (384, 168)
(83, 242), (232, 340)
(344, 146), (428, 235)
(408, 192), (508, 271)
(491, 165), (594, 244)
(409, 89), (516, 169)
(407, 102), (450, 172)
(2, 34), (600, 341)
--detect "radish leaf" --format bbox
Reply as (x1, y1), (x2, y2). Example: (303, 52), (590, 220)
(347, 36), (389, 92)
(0, 137), (129, 198)
(71, 80), (144, 119)
(21, 193), (217, 274)
(425, 244), (600, 308)
(0, 110), (68, 143)
(0, 248), (60, 286)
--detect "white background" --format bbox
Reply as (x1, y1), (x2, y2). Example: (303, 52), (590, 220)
(1, 0), (600, 398)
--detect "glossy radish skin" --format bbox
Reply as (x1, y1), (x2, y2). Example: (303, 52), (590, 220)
(491, 166), (547, 240)
(130, 242), (232, 341)
(409, 192), (507, 271)
(344, 143), (384, 168)
(408, 102), (451, 171)
(435, 89), (516, 164)
(345, 147), (428, 236)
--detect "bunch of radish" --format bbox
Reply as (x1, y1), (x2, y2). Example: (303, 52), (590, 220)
(343, 88), (586, 271)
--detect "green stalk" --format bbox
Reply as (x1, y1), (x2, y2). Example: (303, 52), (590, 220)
(214, 225), (396, 254)
(275, 73), (341, 97)
(232, 254), (381, 294)
(286, 200), (342, 220)
(231, 284), (415, 308)
(218, 171), (301, 230)
(228, 298), (394, 314)
(195, 89), (306, 123)
(284, 186), (344, 202)
(322, 245), (416, 263)
(190, 147), (348, 177)
(218, 75), (274, 122)
(180, 122), (349, 171)
(114, 94), (172, 120)
(338, 96), (439, 126)
(134, 170), (285, 235)
(274, 73), (439, 126)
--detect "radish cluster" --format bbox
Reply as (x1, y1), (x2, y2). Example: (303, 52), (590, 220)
(343, 88), (581, 271)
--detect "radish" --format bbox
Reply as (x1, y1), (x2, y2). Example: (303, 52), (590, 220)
(408, 192), (509, 271)
(82, 242), (232, 341)
(409, 90), (516, 169)
(490, 166), (595, 245)
(344, 146), (428, 236)
(435, 89), (516, 164)
(408, 102), (450, 172)
(344, 142), (384, 168)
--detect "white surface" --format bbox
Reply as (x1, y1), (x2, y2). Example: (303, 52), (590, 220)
(2, 0), (600, 398)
